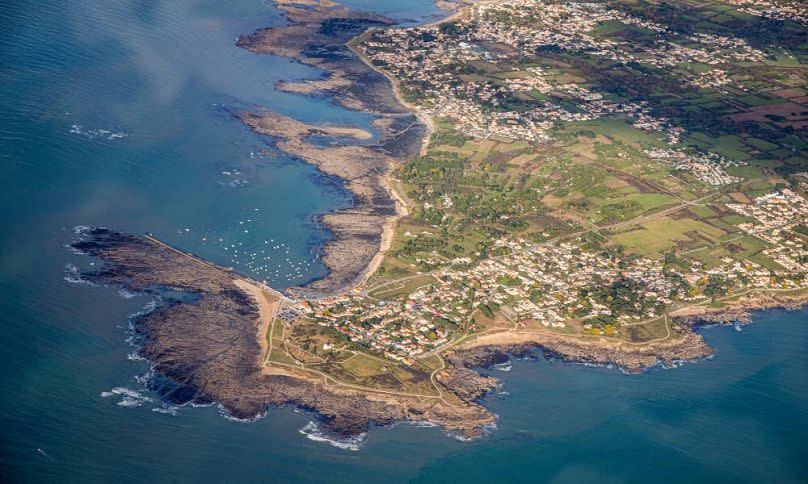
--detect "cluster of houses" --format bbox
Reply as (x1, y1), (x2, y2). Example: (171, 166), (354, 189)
(645, 147), (746, 186)
(362, 24), (677, 143)
(296, 295), (452, 362)
(473, 0), (765, 66)
(687, 69), (741, 92)
(291, 189), (808, 344)
(727, 0), (808, 26)
(728, 189), (808, 273)
(433, 239), (675, 327)
(359, 0), (763, 148)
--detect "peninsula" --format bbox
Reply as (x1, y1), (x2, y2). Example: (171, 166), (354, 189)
(70, 0), (808, 441)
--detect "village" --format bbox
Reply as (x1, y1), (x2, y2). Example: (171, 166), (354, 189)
(645, 148), (746, 186)
(727, 0), (808, 25)
(287, 189), (808, 362)
(356, 0), (769, 184)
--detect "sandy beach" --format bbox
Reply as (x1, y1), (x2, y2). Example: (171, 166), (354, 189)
(343, 0), (486, 289)
(233, 278), (282, 364)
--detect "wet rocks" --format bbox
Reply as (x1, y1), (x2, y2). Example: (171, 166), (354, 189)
(673, 309), (752, 328)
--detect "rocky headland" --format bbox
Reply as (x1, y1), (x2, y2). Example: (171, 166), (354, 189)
(71, 228), (497, 439)
(71, 228), (797, 439)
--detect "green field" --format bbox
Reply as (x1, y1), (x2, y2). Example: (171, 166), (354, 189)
(368, 274), (437, 299)
(610, 216), (727, 256)
(340, 353), (392, 378)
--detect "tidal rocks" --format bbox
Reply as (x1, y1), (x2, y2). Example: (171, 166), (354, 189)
(235, 0), (426, 295)
(673, 309), (752, 328)
(238, 110), (401, 295)
(456, 328), (715, 374)
(533, 331), (714, 372)
(237, 1), (405, 116)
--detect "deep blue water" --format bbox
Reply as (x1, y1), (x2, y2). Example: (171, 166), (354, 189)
(0, 1), (806, 482)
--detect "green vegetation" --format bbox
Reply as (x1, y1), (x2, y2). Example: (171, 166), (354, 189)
(283, 0), (808, 394)
(340, 354), (392, 378)
(610, 217), (727, 256)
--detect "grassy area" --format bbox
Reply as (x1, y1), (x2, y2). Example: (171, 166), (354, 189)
(340, 353), (392, 378)
(368, 274), (438, 299)
(267, 348), (294, 365)
(610, 216), (727, 256)
(623, 193), (677, 210)
(623, 317), (669, 343)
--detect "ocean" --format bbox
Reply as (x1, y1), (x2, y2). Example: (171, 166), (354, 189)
(0, 0), (805, 482)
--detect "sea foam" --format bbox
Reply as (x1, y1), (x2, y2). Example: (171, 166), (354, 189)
(493, 362), (512, 372)
(298, 421), (365, 451)
(100, 387), (153, 408)
(69, 124), (128, 141)
(218, 404), (267, 423)
(63, 264), (96, 286)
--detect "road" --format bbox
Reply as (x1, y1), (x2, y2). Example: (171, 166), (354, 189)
(362, 192), (718, 294)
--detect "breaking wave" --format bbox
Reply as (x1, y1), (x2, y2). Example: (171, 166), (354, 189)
(447, 421), (498, 443)
(151, 405), (180, 416)
(493, 362), (512, 372)
(100, 387), (153, 408)
(298, 421), (365, 451)
(69, 124), (128, 140)
(127, 351), (145, 361)
(63, 264), (96, 286)
(218, 405), (267, 423)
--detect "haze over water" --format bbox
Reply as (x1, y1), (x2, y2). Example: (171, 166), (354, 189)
(0, 0), (805, 482)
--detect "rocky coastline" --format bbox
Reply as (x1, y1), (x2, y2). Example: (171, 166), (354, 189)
(68, 233), (806, 438)
(448, 289), (808, 376)
(236, 0), (427, 295)
(65, 0), (808, 443)
(70, 228), (498, 439)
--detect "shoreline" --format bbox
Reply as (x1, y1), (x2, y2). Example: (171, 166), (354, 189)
(70, 228), (499, 439)
(233, 279), (282, 366)
(65, 0), (808, 444)
(352, 172), (410, 288)
(235, 0), (469, 296)
(448, 286), (808, 374)
(348, 34), (435, 158)
(343, 0), (498, 288)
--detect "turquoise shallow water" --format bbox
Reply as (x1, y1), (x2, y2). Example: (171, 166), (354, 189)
(1, 1), (806, 482)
